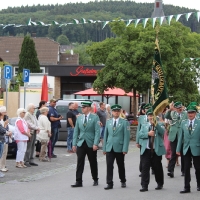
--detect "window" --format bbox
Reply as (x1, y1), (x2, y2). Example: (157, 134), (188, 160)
(156, 2), (160, 8)
(14, 67), (19, 76)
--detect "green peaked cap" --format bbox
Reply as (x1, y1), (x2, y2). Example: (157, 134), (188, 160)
(111, 104), (122, 111)
(146, 107), (153, 116)
(188, 102), (198, 106)
(144, 103), (152, 109)
(81, 101), (92, 107)
(187, 102), (197, 112)
(174, 101), (182, 108)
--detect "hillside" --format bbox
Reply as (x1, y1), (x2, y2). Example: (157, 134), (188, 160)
(0, 1), (198, 43)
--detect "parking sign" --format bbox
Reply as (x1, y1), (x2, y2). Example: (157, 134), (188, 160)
(23, 69), (30, 82)
(4, 65), (12, 80)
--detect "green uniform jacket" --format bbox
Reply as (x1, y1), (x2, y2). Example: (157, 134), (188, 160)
(164, 110), (187, 142)
(139, 122), (166, 156)
(73, 113), (100, 148)
(176, 119), (200, 156)
(103, 118), (130, 153)
(136, 115), (147, 144)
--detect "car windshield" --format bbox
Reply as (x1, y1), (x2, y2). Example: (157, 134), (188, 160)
(56, 106), (82, 120)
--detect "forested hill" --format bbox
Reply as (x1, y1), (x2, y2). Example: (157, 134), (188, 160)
(0, 1), (199, 43)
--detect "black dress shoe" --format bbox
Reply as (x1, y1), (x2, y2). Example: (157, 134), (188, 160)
(181, 172), (185, 176)
(155, 185), (163, 190)
(139, 173), (142, 177)
(93, 180), (98, 186)
(104, 185), (113, 190)
(167, 172), (174, 178)
(71, 183), (83, 187)
(140, 188), (148, 192)
(24, 162), (31, 167)
(180, 189), (190, 194)
(197, 186), (200, 191)
(52, 154), (57, 158)
(29, 162), (38, 166)
(121, 182), (126, 188)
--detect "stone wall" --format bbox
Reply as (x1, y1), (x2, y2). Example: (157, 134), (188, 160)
(130, 126), (137, 141)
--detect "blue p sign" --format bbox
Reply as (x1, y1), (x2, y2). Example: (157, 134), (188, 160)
(4, 65), (12, 80)
(23, 69), (30, 82)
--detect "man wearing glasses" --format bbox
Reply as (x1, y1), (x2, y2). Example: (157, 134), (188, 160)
(71, 102), (100, 188)
(165, 101), (187, 178)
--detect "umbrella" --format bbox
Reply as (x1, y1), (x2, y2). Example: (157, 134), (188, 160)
(41, 75), (48, 101)
(74, 87), (139, 103)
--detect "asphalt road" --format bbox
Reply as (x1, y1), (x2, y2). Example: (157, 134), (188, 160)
(0, 142), (199, 200)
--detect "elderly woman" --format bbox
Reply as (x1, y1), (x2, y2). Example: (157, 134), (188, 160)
(0, 106), (11, 173)
(37, 107), (51, 162)
(15, 108), (31, 168)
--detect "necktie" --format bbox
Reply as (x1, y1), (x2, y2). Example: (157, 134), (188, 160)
(113, 120), (116, 131)
(84, 115), (87, 127)
(177, 113), (180, 120)
(188, 120), (192, 134)
(148, 125), (152, 149)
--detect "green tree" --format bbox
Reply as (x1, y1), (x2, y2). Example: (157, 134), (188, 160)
(56, 34), (70, 45)
(18, 35), (41, 74)
(87, 20), (200, 115)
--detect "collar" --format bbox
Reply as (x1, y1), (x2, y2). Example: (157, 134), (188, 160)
(113, 117), (120, 125)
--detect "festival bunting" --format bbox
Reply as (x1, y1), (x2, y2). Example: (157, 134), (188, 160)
(0, 11), (200, 29)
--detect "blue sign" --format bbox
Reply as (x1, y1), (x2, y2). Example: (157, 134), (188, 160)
(23, 69), (30, 82)
(4, 65), (12, 80)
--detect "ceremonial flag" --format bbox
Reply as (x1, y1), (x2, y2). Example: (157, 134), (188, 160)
(152, 38), (169, 125)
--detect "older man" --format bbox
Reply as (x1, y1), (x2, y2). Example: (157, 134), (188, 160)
(24, 103), (40, 167)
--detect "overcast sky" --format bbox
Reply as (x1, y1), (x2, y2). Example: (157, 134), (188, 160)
(0, 0), (199, 11)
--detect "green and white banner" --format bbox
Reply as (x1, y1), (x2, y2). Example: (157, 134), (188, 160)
(0, 11), (200, 29)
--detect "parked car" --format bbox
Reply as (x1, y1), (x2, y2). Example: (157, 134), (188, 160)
(55, 99), (100, 141)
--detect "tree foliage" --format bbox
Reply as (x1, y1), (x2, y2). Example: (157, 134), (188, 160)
(87, 20), (200, 115)
(56, 34), (70, 45)
(18, 35), (41, 74)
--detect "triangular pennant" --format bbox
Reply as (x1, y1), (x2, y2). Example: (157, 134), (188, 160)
(102, 21), (109, 29)
(135, 19), (140, 27)
(52, 21), (59, 25)
(31, 21), (37, 26)
(175, 14), (182, 22)
(167, 15), (173, 25)
(81, 18), (87, 24)
(196, 12), (200, 22)
(126, 19), (133, 27)
(27, 18), (31, 26)
(185, 12), (193, 21)
(143, 18), (149, 28)
(37, 21), (45, 26)
(72, 19), (79, 24)
(152, 17), (157, 28)
(88, 19), (94, 23)
(159, 16), (165, 26)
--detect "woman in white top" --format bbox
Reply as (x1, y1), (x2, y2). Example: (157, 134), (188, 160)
(15, 108), (31, 168)
(37, 107), (51, 162)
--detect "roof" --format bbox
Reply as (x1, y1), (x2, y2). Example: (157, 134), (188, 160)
(0, 37), (60, 65)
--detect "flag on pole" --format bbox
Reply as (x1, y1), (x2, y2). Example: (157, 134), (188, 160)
(152, 37), (169, 125)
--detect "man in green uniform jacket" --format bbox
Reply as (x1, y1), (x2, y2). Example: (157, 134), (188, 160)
(103, 104), (130, 190)
(164, 101), (187, 177)
(176, 104), (200, 194)
(71, 102), (100, 188)
(139, 108), (166, 192)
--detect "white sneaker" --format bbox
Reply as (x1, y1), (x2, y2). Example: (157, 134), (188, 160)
(0, 171), (5, 178)
(1, 168), (8, 172)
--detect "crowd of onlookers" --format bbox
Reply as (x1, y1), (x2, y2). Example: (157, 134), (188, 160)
(0, 99), (62, 178)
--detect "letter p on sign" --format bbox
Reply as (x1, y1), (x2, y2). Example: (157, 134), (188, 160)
(23, 69), (30, 82)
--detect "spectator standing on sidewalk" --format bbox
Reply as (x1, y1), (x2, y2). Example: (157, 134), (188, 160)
(97, 102), (106, 145)
(24, 103), (40, 167)
(66, 102), (76, 153)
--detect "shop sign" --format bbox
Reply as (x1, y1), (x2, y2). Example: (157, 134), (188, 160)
(70, 66), (98, 76)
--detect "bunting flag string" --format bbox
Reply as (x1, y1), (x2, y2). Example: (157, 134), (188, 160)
(0, 11), (200, 29)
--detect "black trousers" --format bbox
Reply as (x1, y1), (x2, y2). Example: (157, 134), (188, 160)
(106, 149), (126, 185)
(184, 148), (200, 189)
(141, 149), (164, 188)
(168, 136), (178, 173)
(76, 141), (98, 183)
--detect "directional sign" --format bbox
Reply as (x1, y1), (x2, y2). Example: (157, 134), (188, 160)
(23, 69), (30, 82)
(4, 65), (12, 80)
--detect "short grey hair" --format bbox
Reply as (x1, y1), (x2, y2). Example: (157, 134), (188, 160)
(27, 103), (35, 111)
(17, 108), (26, 116)
(40, 107), (49, 114)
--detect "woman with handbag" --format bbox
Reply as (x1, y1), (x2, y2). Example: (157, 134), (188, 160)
(37, 107), (51, 162)
(15, 108), (31, 168)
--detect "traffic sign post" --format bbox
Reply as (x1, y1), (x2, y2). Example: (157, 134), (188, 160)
(4, 65), (12, 110)
(23, 69), (30, 108)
